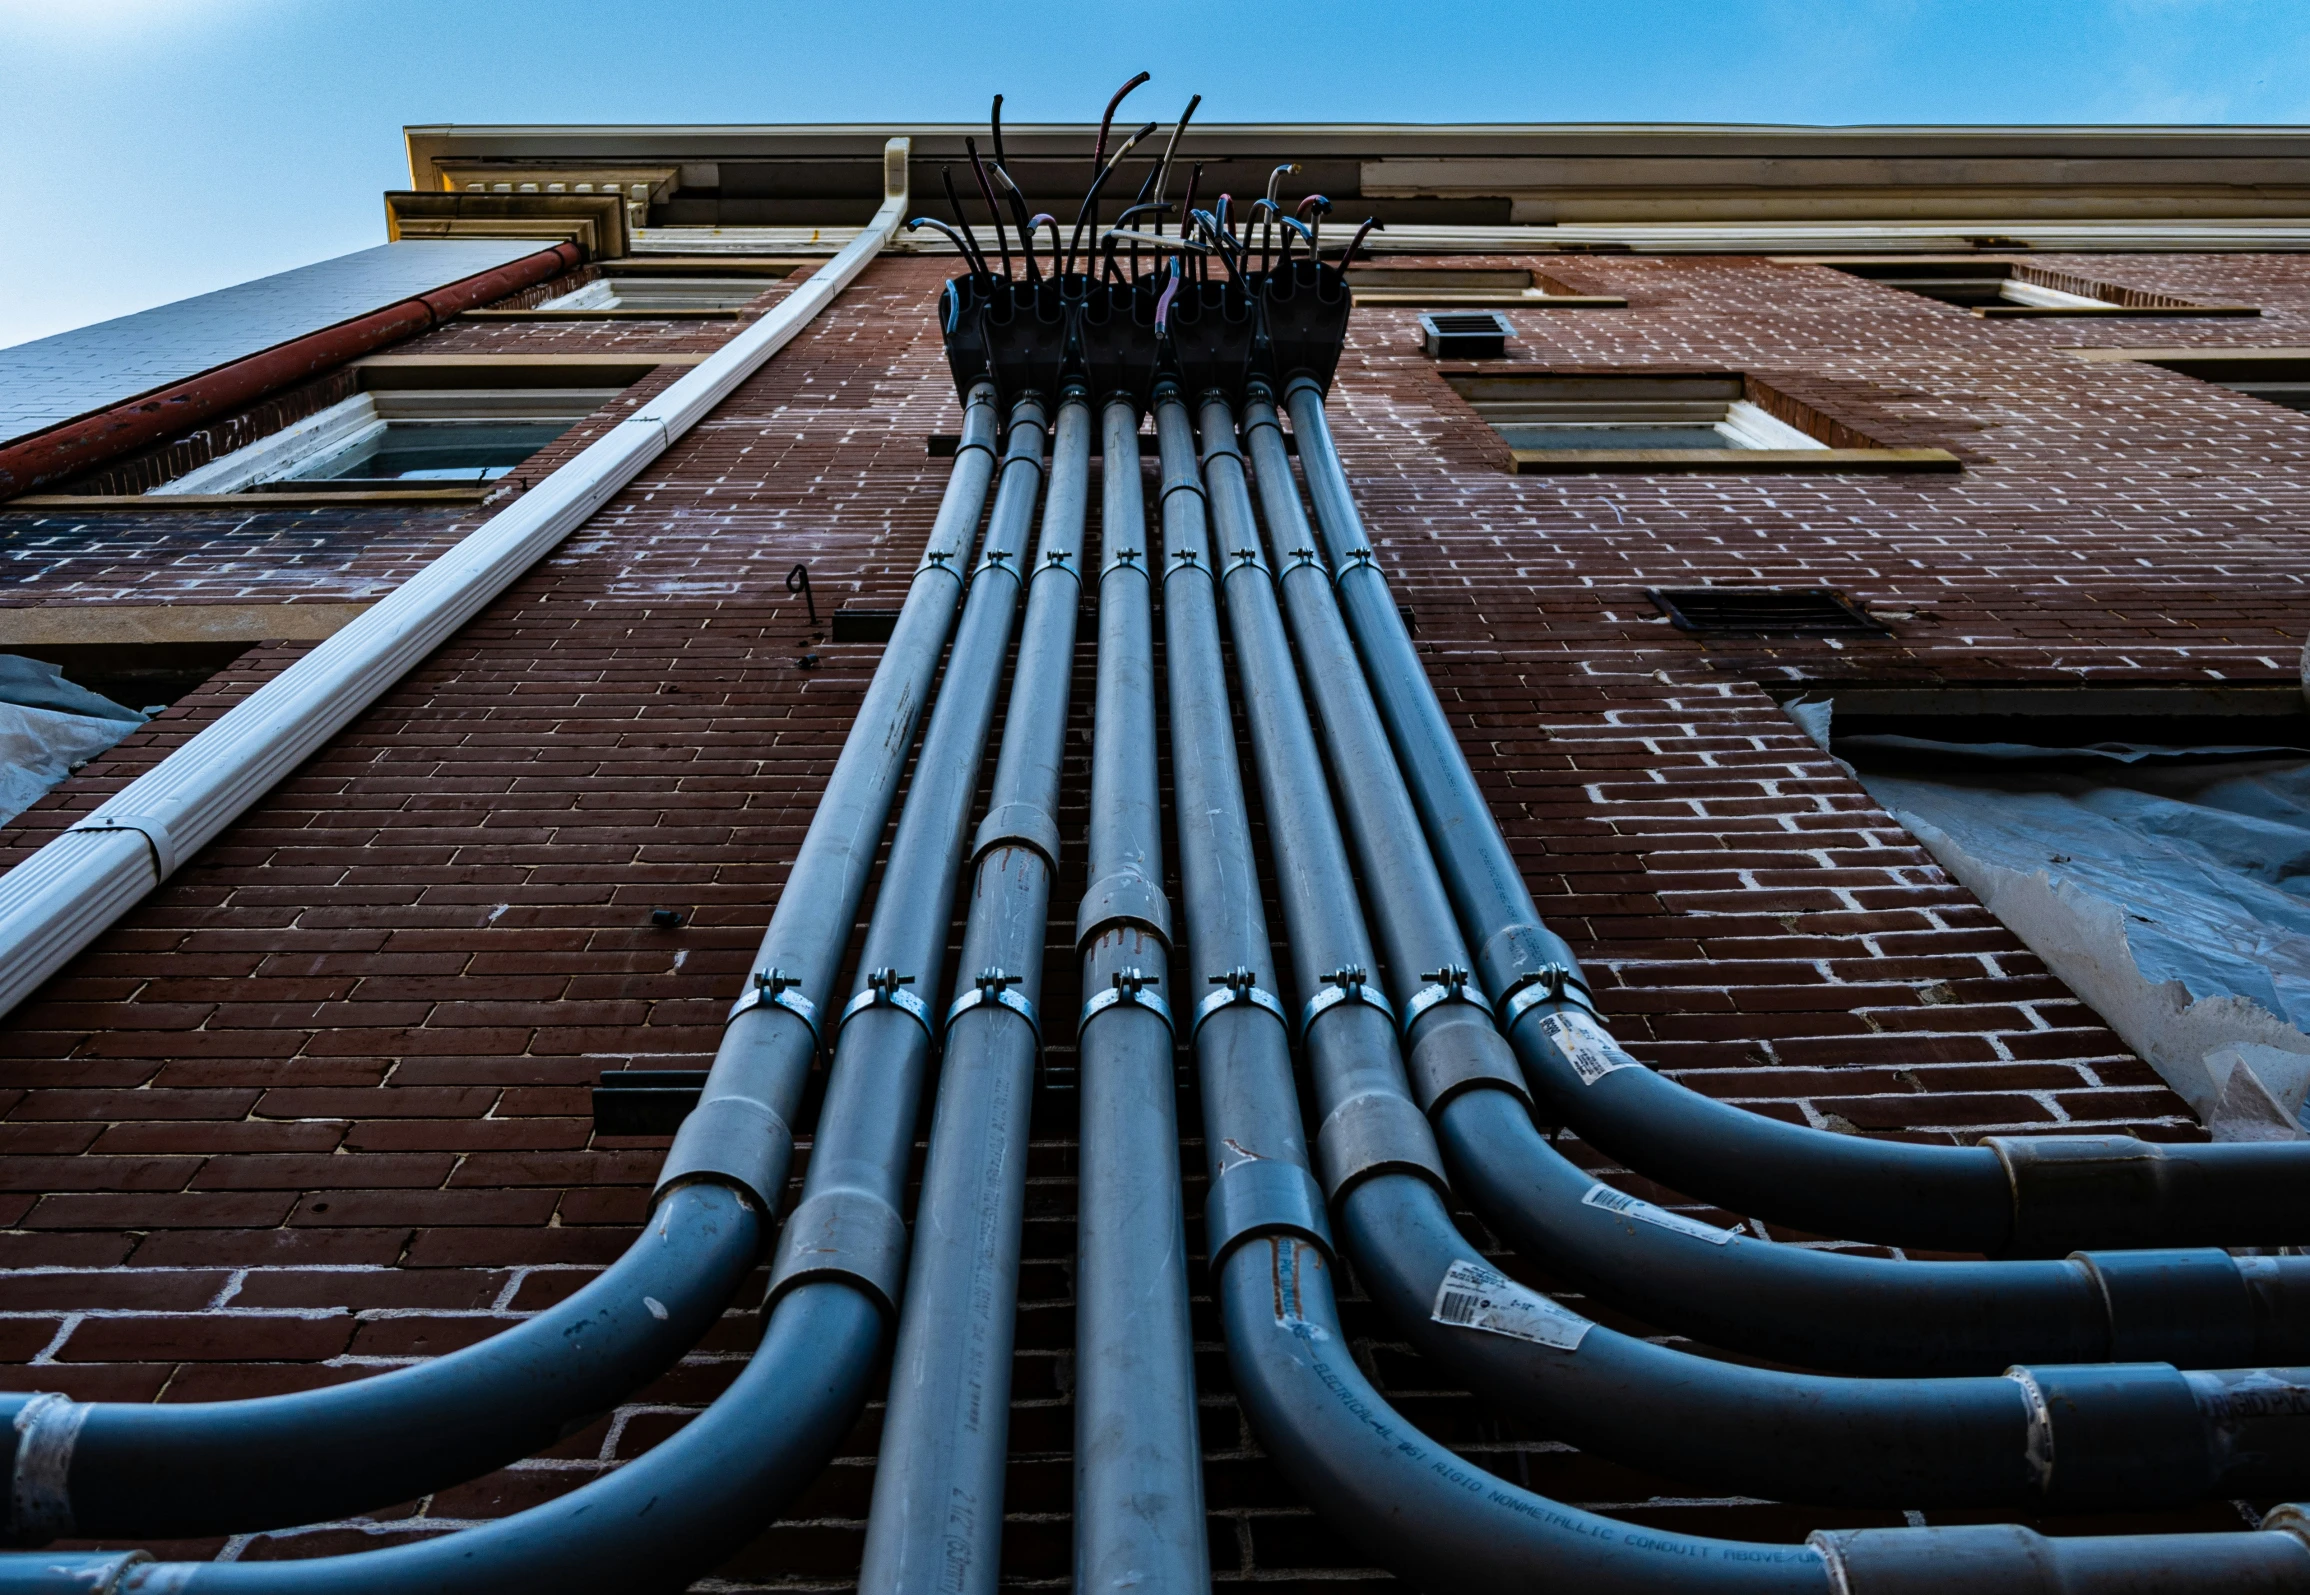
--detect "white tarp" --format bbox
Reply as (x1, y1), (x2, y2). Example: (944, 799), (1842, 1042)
(0, 702), (138, 826)
(1791, 697), (2310, 1140)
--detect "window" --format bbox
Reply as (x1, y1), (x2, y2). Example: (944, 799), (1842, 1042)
(537, 274), (777, 312)
(1830, 260), (2255, 319)
(1649, 588), (1887, 636)
(1784, 685), (2310, 1140)
(1349, 267), (1622, 309)
(463, 260), (803, 321)
(1444, 372), (1960, 473)
(156, 386), (617, 494)
(2083, 354), (2310, 415)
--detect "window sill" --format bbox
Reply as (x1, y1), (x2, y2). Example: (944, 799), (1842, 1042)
(460, 307), (753, 322)
(1509, 448), (1961, 474)
(1355, 290), (1626, 309)
(3, 489), (496, 512)
(1975, 304), (2259, 319)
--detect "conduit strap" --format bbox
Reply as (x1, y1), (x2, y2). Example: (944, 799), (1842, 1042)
(1192, 967), (1290, 1041)
(765, 1188), (910, 1319)
(912, 548), (969, 588)
(1078, 967), (1173, 1036)
(1099, 546), (1150, 584)
(946, 969), (1042, 1048)
(724, 966), (823, 1052)
(64, 814), (176, 880)
(1399, 964), (1491, 1038)
(7, 1393), (88, 1544)
(973, 800), (1063, 869)
(1205, 1155), (1334, 1271)
(972, 546), (1026, 584)
(1298, 964), (1396, 1042)
(1029, 546), (1082, 590)
(1074, 869), (1173, 952)
(838, 967), (934, 1043)
(1478, 922), (1593, 1020)
(1497, 961), (1596, 1034)
(1329, 545), (1381, 587)
(1220, 545), (1274, 583)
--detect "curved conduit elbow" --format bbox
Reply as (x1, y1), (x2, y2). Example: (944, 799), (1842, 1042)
(1231, 388), (2310, 1380)
(1277, 376), (2310, 1259)
(1202, 389), (2310, 1516)
(0, 144), (928, 1549)
(1151, 380), (2310, 1595)
(0, 392), (1050, 1595)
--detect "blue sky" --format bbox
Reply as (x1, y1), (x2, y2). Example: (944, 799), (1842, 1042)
(2, 0), (2306, 350)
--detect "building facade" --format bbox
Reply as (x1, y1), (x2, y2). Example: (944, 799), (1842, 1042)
(0, 121), (2306, 1589)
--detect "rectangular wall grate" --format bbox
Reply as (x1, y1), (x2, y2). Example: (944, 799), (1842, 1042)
(1647, 587), (1889, 636)
(1419, 310), (1515, 358)
(592, 1069), (708, 1135)
(832, 608), (902, 643)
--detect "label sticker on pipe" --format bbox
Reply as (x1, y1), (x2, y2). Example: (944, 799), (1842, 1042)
(1580, 1182), (1736, 1246)
(1431, 1259), (1590, 1352)
(1533, 1008), (1642, 1086)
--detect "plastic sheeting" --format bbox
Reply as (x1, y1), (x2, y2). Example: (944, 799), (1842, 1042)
(0, 704), (137, 827)
(0, 656), (144, 827)
(0, 656), (145, 724)
(1794, 697), (2310, 1139)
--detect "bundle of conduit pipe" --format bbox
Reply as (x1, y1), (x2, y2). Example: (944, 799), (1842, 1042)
(13, 81), (2310, 1595)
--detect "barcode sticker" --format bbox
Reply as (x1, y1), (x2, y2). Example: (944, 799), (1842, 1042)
(1581, 1182), (1736, 1246)
(1533, 1008), (1642, 1086)
(1429, 1259), (1590, 1351)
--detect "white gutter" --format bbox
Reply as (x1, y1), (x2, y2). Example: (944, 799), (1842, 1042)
(0, 140), (913, 1023)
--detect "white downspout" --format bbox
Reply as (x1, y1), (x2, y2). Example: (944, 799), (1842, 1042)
(0, 139), (914, 1023)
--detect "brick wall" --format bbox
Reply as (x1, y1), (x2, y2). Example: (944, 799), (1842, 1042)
(0, 250), (2303, 1584)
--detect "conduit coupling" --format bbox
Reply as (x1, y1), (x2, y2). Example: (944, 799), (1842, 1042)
(0, 139), (917, 1032)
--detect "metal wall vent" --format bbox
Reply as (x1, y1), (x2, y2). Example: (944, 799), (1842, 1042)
(1647, 587), (1888, 636)
(1419, 310), (1515, 358)
(832, 608), (902, 643)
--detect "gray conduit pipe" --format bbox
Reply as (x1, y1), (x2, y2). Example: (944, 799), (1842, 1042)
(858, 386), (1088, 1595)
(1145, 386), (2282, 1590)
(1279, 376), (2310, 1258)
(0, 396), (1047, 1595)
(1209, 389), (2310, 1513)
(1233, 387), (2310, 1378)
(1165, 384), (2310, 1592)
(1071, 396), (1209, 1595)
(0, 382), (1006, 1549)
(1153, 378), (1811, 1593)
